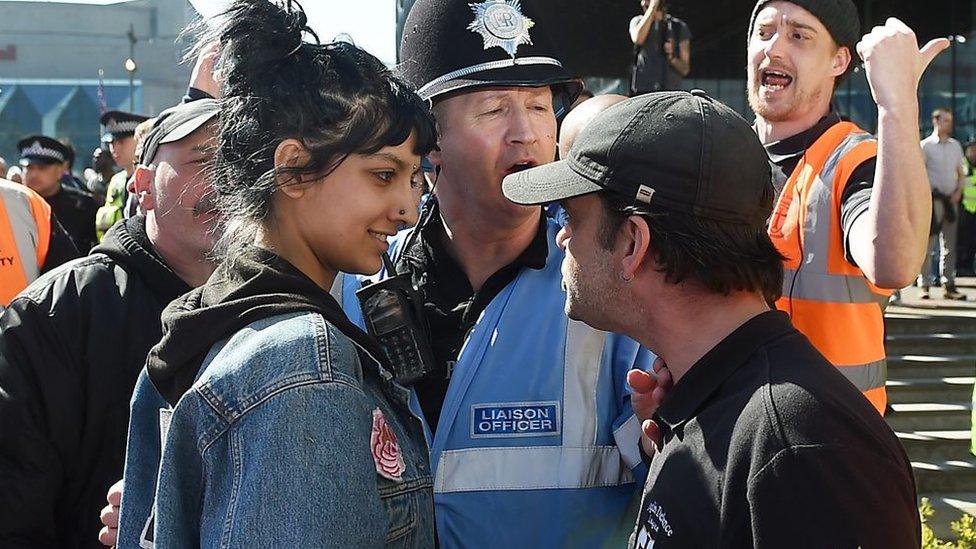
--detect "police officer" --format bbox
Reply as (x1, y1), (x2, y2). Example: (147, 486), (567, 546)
(342, 0), (653, 546)
(958, 141), (976, 276)
(18, 135), (99, 252)
(96, 110), (149, 239)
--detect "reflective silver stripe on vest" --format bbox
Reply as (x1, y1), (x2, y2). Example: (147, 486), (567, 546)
(434, 446), (633, 493)
(783, 131), (878, 301)
(838, 359), (887, 392)
(329, 272), (344, 302)
(435, 318), (634, 493)
(1, 184), (42, 284)
(782, 269), (879, 303)
(612, 413), (643, 469)
(562, 319), (605, 445)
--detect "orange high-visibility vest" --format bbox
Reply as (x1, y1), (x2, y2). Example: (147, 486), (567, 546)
(0, 179), (52, 306)
(768, 121), (890, 415)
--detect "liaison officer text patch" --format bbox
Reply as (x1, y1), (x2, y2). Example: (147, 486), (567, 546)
(470, 401), (560, 438)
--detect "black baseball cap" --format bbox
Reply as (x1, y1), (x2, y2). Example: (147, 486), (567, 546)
(399, 0), (582, 117)
(139, 99), (219, 165)
(502, 90), (773, 226)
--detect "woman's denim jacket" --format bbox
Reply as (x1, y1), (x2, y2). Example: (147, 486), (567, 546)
(118, 311), (434, 547)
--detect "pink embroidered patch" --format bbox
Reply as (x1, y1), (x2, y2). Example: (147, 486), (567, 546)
(371, 408), (405, 481)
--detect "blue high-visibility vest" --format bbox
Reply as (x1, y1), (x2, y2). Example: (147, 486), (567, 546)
(343, 219), (654, 548)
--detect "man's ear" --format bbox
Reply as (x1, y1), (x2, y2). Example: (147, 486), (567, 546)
(621, 214), (652, 280)
(831, 45), (852, 78)
(132, 165), (156, 212)
(427, 144), (443, 171)
(273, 139), (311, 199)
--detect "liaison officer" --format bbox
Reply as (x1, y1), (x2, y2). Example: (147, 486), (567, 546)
(342, 0), (653, 546)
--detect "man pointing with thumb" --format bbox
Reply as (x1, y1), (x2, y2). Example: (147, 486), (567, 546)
(749, 0), (948, 414)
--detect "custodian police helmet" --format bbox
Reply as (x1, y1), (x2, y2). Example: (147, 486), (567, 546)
(399, 0), (583, 117)
(100, 110), (150, 143)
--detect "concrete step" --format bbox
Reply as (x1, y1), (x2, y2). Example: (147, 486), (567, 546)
(886, 377), (974, 404)
(887, 354), (975, 379)
(924, 492), (976, 541)
(885, 334), (976, 356)
(897, 429), (972, 460)
(914, 457), (976, 493)
(886, 314), (976, 336)
(887, 403), (973, 432)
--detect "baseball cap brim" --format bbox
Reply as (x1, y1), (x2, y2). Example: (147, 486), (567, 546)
(140, 99), (219, 165)
(159, 109), (217, 146)
(502, 159), (602, 205)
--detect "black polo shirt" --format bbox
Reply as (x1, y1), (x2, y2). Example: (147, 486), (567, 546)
(765, 112), (875, 264)
(396, 201), (548, 430)
(630, 311), (919, 548)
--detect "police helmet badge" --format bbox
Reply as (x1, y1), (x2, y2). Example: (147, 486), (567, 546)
(467, 0), (534, 58)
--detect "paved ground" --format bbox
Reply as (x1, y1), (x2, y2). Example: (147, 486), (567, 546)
(889, 277), (976, 318)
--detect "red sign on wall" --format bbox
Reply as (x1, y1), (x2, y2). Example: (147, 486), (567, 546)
(0, 45), (16, 61)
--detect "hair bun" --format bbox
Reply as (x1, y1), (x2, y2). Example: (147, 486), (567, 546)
(211, 0), (319, 98)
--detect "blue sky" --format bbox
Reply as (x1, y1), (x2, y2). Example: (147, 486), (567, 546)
(0, 0), (398, 65)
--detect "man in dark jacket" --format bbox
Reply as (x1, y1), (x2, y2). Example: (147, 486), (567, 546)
(0, 99), (219, 548)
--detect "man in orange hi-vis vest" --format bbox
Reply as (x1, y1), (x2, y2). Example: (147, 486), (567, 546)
(0, 178), (78, 309)
(747, 0), (949, 414)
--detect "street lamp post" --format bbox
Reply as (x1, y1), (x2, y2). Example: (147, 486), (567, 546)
(125, 24), (137, 111)
(949, 35), (967, 130)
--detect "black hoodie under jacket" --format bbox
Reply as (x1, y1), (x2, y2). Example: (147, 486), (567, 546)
(146, 244), (387, 407)
(0, 216), (191, 549)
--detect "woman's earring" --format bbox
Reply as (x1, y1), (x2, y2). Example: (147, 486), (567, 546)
(399, 209), (407, 215)
(619, 271), (634, 282)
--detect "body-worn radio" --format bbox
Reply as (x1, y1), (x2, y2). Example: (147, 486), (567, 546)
(356, 253), (436, 386)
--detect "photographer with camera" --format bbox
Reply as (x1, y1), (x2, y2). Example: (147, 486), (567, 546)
(629, 0), (691, 94)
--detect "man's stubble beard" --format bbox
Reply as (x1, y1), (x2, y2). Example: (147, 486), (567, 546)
(748, 78), (828, 124)
(564, 257), (624, 332)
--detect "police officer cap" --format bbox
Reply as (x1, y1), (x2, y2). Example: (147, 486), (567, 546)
(100, 110), (150, 143)
(400, 0), (582, 116)
(17, 135), (69, 166)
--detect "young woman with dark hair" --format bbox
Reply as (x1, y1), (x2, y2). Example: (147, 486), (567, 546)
(116, 1), (437, 546)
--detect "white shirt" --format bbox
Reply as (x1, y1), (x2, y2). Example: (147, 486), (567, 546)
(921, 133), (966, 195)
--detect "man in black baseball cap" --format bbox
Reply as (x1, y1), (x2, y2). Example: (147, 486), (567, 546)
(504, 90), (919, 547)
(0, 99), (219, 547)
(746, 0), (950, 414)
(18, 134), (99, 251)
(342, 0), (651, 546)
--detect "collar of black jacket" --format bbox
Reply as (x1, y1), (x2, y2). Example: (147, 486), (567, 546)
(147, 244), (389, 406)
(92, 215), (192, 305)
(654, 310), (796, 432)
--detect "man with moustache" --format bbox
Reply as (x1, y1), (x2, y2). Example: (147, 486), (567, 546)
(747, 0), (948, 413)
(503, 90), (919, 548)
(341, 0), (653, 546)
(0, 99), (219, 548)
